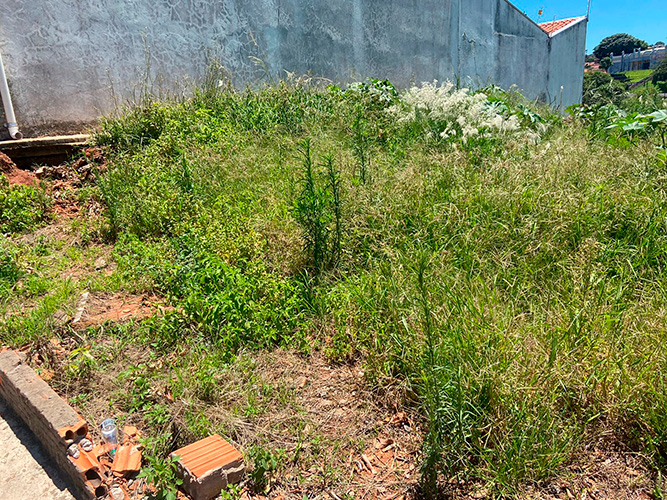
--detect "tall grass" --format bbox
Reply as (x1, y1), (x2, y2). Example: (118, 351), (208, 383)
(91, 79), (667, 495)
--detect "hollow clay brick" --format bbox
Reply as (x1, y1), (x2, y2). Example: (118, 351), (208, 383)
(171, 434), (244, 500)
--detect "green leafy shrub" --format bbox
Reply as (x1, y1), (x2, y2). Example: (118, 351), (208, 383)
(249, 446), (283, 493)
(170, 235), (306, 353)
(606, 109), (667, 147)
(137, 437), (183, 500)
(582, 71), (627, 107)
(123, 231), (307, 354)
(652, 57), (667, 86)
(340, 78), (400, 107)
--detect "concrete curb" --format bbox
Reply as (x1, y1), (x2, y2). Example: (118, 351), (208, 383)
(0, 350), (97, 499)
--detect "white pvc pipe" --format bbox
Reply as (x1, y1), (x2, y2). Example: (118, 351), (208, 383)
(0, 51), (22, 140)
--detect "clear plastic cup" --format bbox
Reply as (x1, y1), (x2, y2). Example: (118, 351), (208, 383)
(101, 418), (118, 455)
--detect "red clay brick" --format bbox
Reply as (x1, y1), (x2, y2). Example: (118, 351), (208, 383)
(171, 435), (244, 500)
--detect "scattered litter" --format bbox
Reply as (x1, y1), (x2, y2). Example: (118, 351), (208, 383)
(122, 425), (139, 443)
(65, 415), (145, 499)
(68, 443), (80, 458)
(109, 485), (124, 500)
(71, 291), (90, 325)
(34, 156), (100, 186)
(101, 418), (118, 455)
(112, 444), (142, 477)
(79, 438), (93, 452)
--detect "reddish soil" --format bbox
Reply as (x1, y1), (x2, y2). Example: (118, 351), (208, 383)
(0, 152), (37, 186)
(0, 151), (13, 172)
(72, 293), (171, 329)
(42, 146), (108, 217)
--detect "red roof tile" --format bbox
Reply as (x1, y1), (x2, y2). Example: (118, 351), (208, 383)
(539, 17), (584, 35)
(112, 444), (142, 476)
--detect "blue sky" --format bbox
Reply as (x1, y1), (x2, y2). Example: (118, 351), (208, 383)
(509, 0), (666, 53)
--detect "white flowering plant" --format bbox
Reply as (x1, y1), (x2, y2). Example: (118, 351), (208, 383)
(388, 81), (547, 146)
(342, 78), (400, 105)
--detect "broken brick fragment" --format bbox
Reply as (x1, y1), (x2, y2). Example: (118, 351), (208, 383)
(112, 444), (142, 477)
(122, 425), (140, 443)
(68, 449), (107, 497)
(171, 435), (245, 500)
(58, 417), (90, 442)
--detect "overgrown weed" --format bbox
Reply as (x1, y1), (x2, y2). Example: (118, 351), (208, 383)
(3, 78), (665, 496)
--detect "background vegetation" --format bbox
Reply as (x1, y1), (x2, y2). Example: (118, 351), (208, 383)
(593, 33), (649, 59)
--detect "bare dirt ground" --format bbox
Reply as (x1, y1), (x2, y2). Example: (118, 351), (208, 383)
(1, 151), (37, 186)
(70, 292), (170, 330)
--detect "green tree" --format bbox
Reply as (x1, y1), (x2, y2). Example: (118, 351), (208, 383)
(593, 33), (649, 59)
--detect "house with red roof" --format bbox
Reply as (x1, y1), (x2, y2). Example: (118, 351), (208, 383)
(454, 3), (587, 108)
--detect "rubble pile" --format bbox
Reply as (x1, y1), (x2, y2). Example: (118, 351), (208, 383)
(66, 423), (145, 499)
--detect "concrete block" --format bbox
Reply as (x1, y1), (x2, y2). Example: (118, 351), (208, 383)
(171, 434), (245, 500)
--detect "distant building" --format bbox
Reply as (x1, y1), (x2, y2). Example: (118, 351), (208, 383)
(609, 45), (666, 74)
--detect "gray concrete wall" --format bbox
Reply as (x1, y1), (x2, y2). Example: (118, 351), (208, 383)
(547, 19), (587, 108)
(458, 0), (551, 98)
(0, 0), (586, 132)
